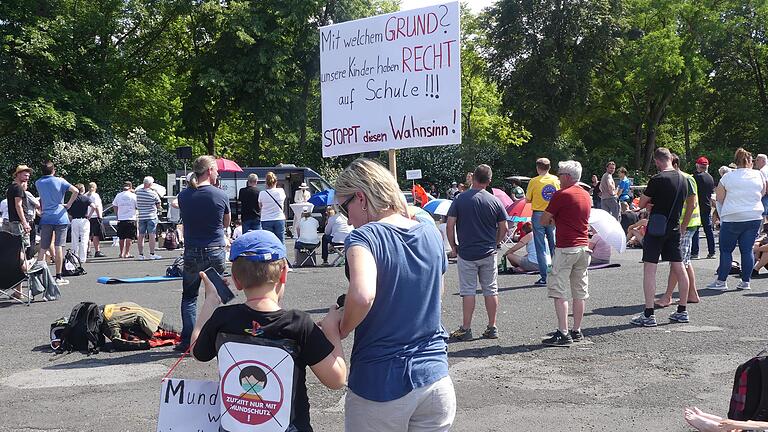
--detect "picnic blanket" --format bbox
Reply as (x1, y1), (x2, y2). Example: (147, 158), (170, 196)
(97, 276), (182, 285)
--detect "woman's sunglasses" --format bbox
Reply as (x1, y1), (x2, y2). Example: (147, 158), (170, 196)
(339, 195), (355, 218)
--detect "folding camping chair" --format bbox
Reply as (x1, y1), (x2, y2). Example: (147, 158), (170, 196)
(296, 244), (319, 267)
(499, 217), (518, 248)
(0, 231), (33, 305)
(329, 244), (345, 267)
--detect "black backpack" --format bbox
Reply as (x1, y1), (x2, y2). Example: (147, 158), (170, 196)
(163, 229), (179, 250)
(59, 302), (105, 354)
(62, 249), (86, 277)
(728, 352), (768, 421)
(166, 256), (184, 277)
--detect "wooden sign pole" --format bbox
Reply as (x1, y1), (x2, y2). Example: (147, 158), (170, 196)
(388, 149), (397, 178)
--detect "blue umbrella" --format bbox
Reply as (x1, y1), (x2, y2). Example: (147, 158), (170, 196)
(308, 189), (335, 207)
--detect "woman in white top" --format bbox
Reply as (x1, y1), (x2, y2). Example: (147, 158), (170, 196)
(708, 148), (768, 290)
(294, 207), (321, 265)
(502, 222), (550, 272)
(258, 172), (287, 244)
(86, 182), (106, 257)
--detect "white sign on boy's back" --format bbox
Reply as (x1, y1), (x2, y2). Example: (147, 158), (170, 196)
(319, 2), (461, 157)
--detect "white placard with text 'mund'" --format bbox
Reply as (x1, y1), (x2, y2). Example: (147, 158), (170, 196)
(320, 2), (461, 157)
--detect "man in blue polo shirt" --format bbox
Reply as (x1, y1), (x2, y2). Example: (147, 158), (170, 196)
(35, 161), (79, 285)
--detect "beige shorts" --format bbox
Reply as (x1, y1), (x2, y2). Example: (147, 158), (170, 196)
(548, 246), (591, 300)
(457, 253), (498, 296)
(345, 376), (456, 432)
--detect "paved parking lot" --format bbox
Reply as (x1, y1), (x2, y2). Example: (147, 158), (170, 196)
(0, 240), (765, 431)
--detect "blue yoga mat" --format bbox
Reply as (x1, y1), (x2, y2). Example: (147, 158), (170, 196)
(97, 276), (182, 285)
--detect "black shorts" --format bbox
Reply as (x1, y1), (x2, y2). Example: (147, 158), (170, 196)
(642, 229), (682, 264)
(117, 220), (138, 240)
(89, 218), (105, 240)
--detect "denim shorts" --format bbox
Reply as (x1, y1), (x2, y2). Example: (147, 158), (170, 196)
(138, 218), (158, 235)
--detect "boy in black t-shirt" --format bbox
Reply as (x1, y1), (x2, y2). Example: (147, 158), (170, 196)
(191, 230), (346, 432)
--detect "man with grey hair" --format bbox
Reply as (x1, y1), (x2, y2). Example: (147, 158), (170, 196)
(447, 164), (508, 341)
(539, 160), (592, 346)
(238, 173), (261, 233)
(136, 176), (162, 260)
(756, 154), (768, 221)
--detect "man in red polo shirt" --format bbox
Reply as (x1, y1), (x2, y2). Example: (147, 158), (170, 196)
(540, 160), (593, 346)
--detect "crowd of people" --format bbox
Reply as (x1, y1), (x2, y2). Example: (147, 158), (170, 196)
(4, 147), (768, 431)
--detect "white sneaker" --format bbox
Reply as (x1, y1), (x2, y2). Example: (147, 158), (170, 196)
(706, 279), (728, 290)
(55, 277), (69, 286)
(136, 255), (146, 261)
(149, 254), (163, 260)
(736, 281), (751, 290)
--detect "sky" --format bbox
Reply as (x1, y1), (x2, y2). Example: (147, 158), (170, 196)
(399, 0), (495, 13)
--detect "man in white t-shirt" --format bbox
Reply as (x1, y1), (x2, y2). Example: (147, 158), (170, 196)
(756, 154), (768, 220)
(294, 207), (320, 266)
(112, 181), (138, 258)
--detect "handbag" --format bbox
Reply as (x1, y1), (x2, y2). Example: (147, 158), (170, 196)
(646, 172), (683, 237)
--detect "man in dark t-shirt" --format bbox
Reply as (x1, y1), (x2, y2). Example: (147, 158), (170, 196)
(238, 173), (261, 233)
(631, 148), (696, 328)
(446, 164), (508, 341)
(5, 165), (33, 248)
(176, 156), (231, 351)
(691, 157), (716, 258)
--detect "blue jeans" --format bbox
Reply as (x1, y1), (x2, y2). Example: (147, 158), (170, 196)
(181, 246), (227, 345)
(242, 219), (261, 233)
(691, 210), (715, 256)
(716, 219), (761, 282)
(532, 211), (555, 280)
(261, 220), (285, 244)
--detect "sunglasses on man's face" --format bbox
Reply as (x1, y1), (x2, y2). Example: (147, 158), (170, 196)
(339, 195), (355, 218)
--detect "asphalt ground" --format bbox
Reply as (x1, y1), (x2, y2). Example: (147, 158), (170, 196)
(0, 238), (766, 432)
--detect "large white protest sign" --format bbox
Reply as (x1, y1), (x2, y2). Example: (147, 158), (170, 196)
(319, 2), (461, 157)
(157, 378), (220, 432)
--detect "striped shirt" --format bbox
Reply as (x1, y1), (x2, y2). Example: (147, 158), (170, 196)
(136, 187), (161, 220)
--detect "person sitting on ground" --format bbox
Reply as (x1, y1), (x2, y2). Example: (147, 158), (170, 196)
(626, 213), (648, 248)
(294, 207), (320, 266)
(321, 206), (352, 265)
(191, 230), (347, 432)
(588, 231), (611, 266)
(752, 224), (768, 275)
(620, 201), (639, 235)
(684, 406), (768, 432)
(502, 222), (549, 273)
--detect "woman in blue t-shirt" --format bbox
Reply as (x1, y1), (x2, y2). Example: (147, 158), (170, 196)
(617, 167), (632, 203)
(334, 158), (456, 431)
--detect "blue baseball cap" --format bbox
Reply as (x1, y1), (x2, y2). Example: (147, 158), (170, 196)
(230, 230), (286, 262)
